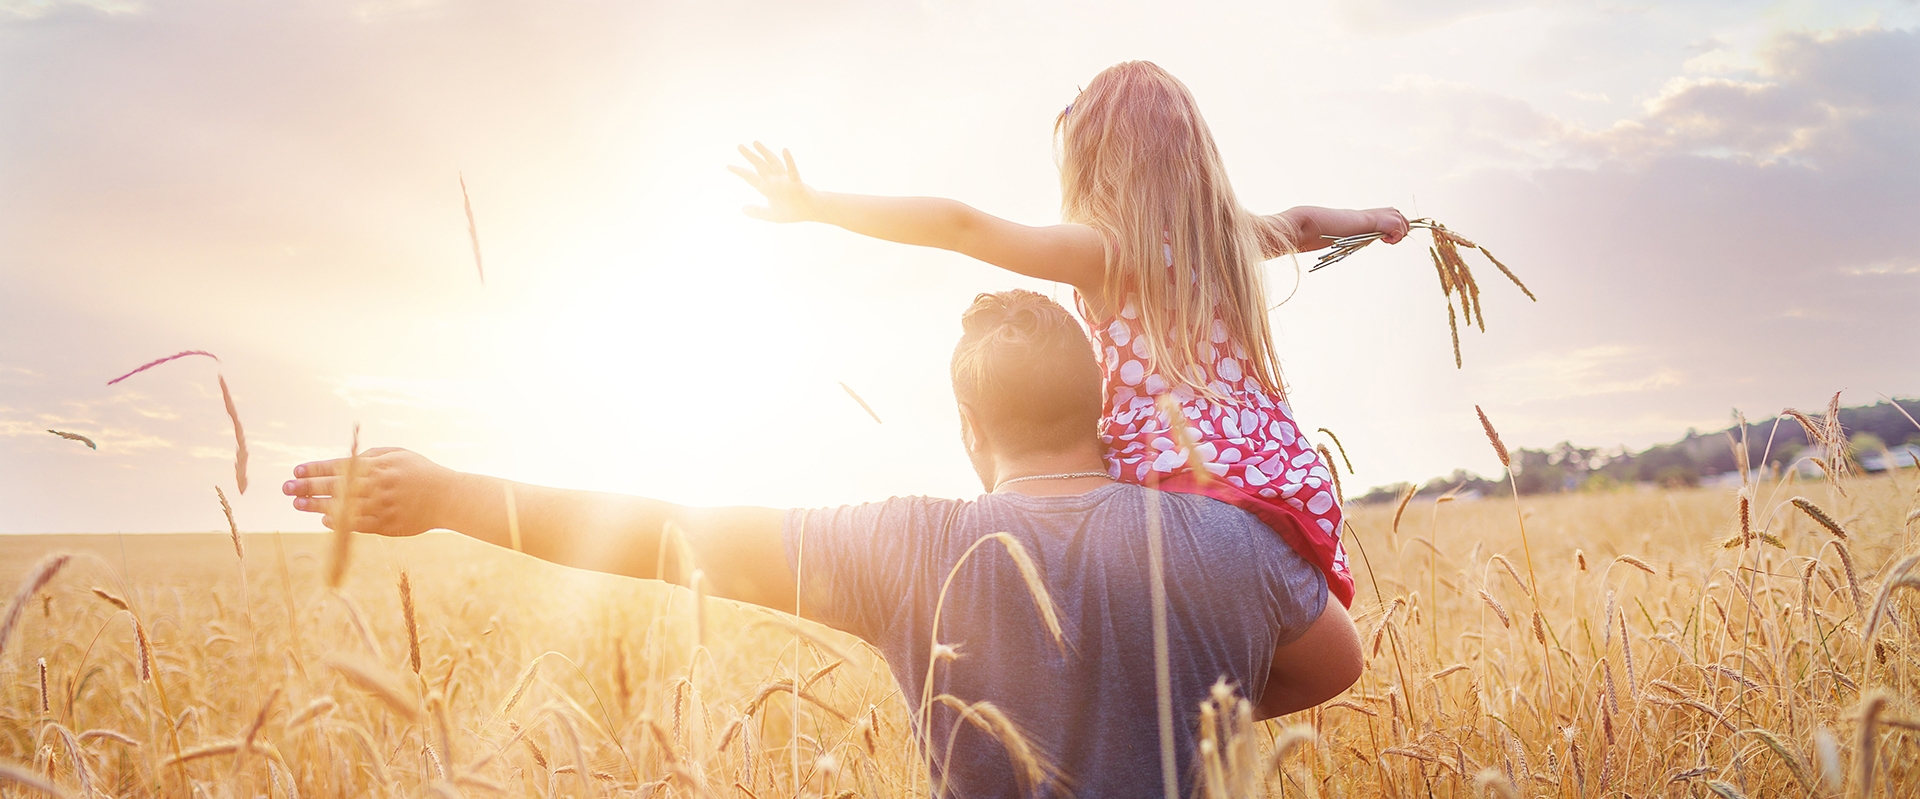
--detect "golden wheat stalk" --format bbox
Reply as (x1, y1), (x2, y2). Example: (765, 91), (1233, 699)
(931, 695), (1053, 795)
(1862, 554), (1920, 648)
(400, 570), (421, 675)
(87, 583), (126, 606)
(213, 486), (243, 562)
(837, 381), (883, 424)
(1447, 302), (1462, 368)
(1791, 497), (1849, 539)
(1316, 444), (1345, 500)
(132, 616), (155, 682)
(1315, 220), (1534, 367)
(231, 688), (280, 778)
(326, 424), (361, 589)
(0, 760), (73, 798)
(1478, 589), (1511, 628)
(287, 697), (335, 729)
(0, 553), (70, 657)
(1738, 728), (1815, 794)
(217, 373), (249, 493)
(76, 729), (138, 747)
(1616, 555), (1656, 575)
(460, 173), (485, 284)
(1391, 483), (1417, 534)
(324, 656), (419, 721)
(1857, 691), (1889, 799)
(45, 429), (96, 450)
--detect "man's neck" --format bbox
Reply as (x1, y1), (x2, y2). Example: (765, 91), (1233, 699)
(990, 448), (1113, 497)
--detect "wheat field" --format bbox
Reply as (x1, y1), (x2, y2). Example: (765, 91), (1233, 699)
(2, 468), (1916, 797)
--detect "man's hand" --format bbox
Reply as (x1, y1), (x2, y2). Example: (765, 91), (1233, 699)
(283, 446), (797, 611)
(283, 447), (459, 536)
(730, 141), (819, 223)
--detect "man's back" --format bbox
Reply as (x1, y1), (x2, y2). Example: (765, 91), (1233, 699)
(789, 482), (1327, 798)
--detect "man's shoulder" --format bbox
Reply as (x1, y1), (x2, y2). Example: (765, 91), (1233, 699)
(791, 492), (972, 518)
(785, 493), (975, 540)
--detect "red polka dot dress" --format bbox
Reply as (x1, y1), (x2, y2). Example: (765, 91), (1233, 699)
(1081, 293), (1355, 608)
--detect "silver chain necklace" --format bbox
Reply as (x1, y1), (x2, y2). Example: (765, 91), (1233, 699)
(995, 471), (1112, 490)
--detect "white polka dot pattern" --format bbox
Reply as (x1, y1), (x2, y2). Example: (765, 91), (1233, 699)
(1083, 292), (1351, 597)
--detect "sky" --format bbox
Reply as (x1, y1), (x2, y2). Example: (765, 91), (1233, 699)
(2, 0), (1917, 534)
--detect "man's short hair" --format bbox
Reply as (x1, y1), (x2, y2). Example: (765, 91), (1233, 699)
(950, 290), (1103, 453)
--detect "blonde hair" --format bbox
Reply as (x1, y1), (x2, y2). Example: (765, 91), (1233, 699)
(1056, 60), (1293, 398)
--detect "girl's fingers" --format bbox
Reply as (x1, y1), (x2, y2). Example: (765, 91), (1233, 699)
(742, 204), (778, 221)
(782, 148), (800, 182)
(736, 144), (770, 175)
(753, 141), (783, 174)
(727, 164), (762, 187)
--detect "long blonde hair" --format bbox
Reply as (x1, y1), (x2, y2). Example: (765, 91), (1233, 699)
(1056, 61), (1293, 398)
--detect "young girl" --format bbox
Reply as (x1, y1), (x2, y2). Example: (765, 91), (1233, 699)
(731, 61), (1406, 607)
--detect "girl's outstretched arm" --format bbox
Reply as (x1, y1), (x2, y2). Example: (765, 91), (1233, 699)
(1265, 206), (1409, 256)
(731, 142), (1107, 291)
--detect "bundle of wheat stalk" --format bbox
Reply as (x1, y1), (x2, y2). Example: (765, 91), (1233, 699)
(1313, 218), (1536, 368)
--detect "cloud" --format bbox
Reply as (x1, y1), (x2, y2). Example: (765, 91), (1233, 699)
(1484, 346), (1683, 404)
(1342, 23), (1920, 456)
(1380, 26), (1920, 173)
(332, 376), (454, 410)
(1332, 0), (1534, 35)
(1578, 27), (1920, 167)
(0, 0), (140, 20)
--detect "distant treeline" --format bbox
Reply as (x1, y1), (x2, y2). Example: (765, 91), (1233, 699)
(1352, 398), (1920, 504)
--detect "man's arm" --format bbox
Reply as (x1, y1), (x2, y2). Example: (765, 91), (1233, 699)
(282, 448), (798, 612)
(1254, 598), (1363, 720)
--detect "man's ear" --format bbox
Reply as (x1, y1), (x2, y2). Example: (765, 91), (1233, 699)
(957, 402), (985, 454)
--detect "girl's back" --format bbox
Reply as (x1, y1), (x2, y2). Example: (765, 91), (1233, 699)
(1059, 61), (1357, 605)
(732, 60), (1409, 608)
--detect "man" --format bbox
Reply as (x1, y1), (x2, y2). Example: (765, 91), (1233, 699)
(284, 289), (1361, 797)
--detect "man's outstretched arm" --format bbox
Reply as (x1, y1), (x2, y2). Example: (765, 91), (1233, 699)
(282, 448), (797, 612)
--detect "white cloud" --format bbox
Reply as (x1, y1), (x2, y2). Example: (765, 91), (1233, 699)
(1486, 346), (1684, 404)
(1841, 258), (1920, 276)
(0, 0), (138, 19)
(332, 376), (455, 410)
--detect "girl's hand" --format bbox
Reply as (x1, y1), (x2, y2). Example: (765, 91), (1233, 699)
(730, 141), (819, 223)
(1371, 208), (1410, 244)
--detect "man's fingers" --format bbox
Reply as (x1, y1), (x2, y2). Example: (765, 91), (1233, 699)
(293, 457), (350, 479)
(294, 495), (334, 515)
(318, 514), (381, 534)
(283, 475), (375, 499)
(292, 449), (393, 480)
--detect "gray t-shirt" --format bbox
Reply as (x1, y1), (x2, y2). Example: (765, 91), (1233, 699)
(785, 482), (1326, 799)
